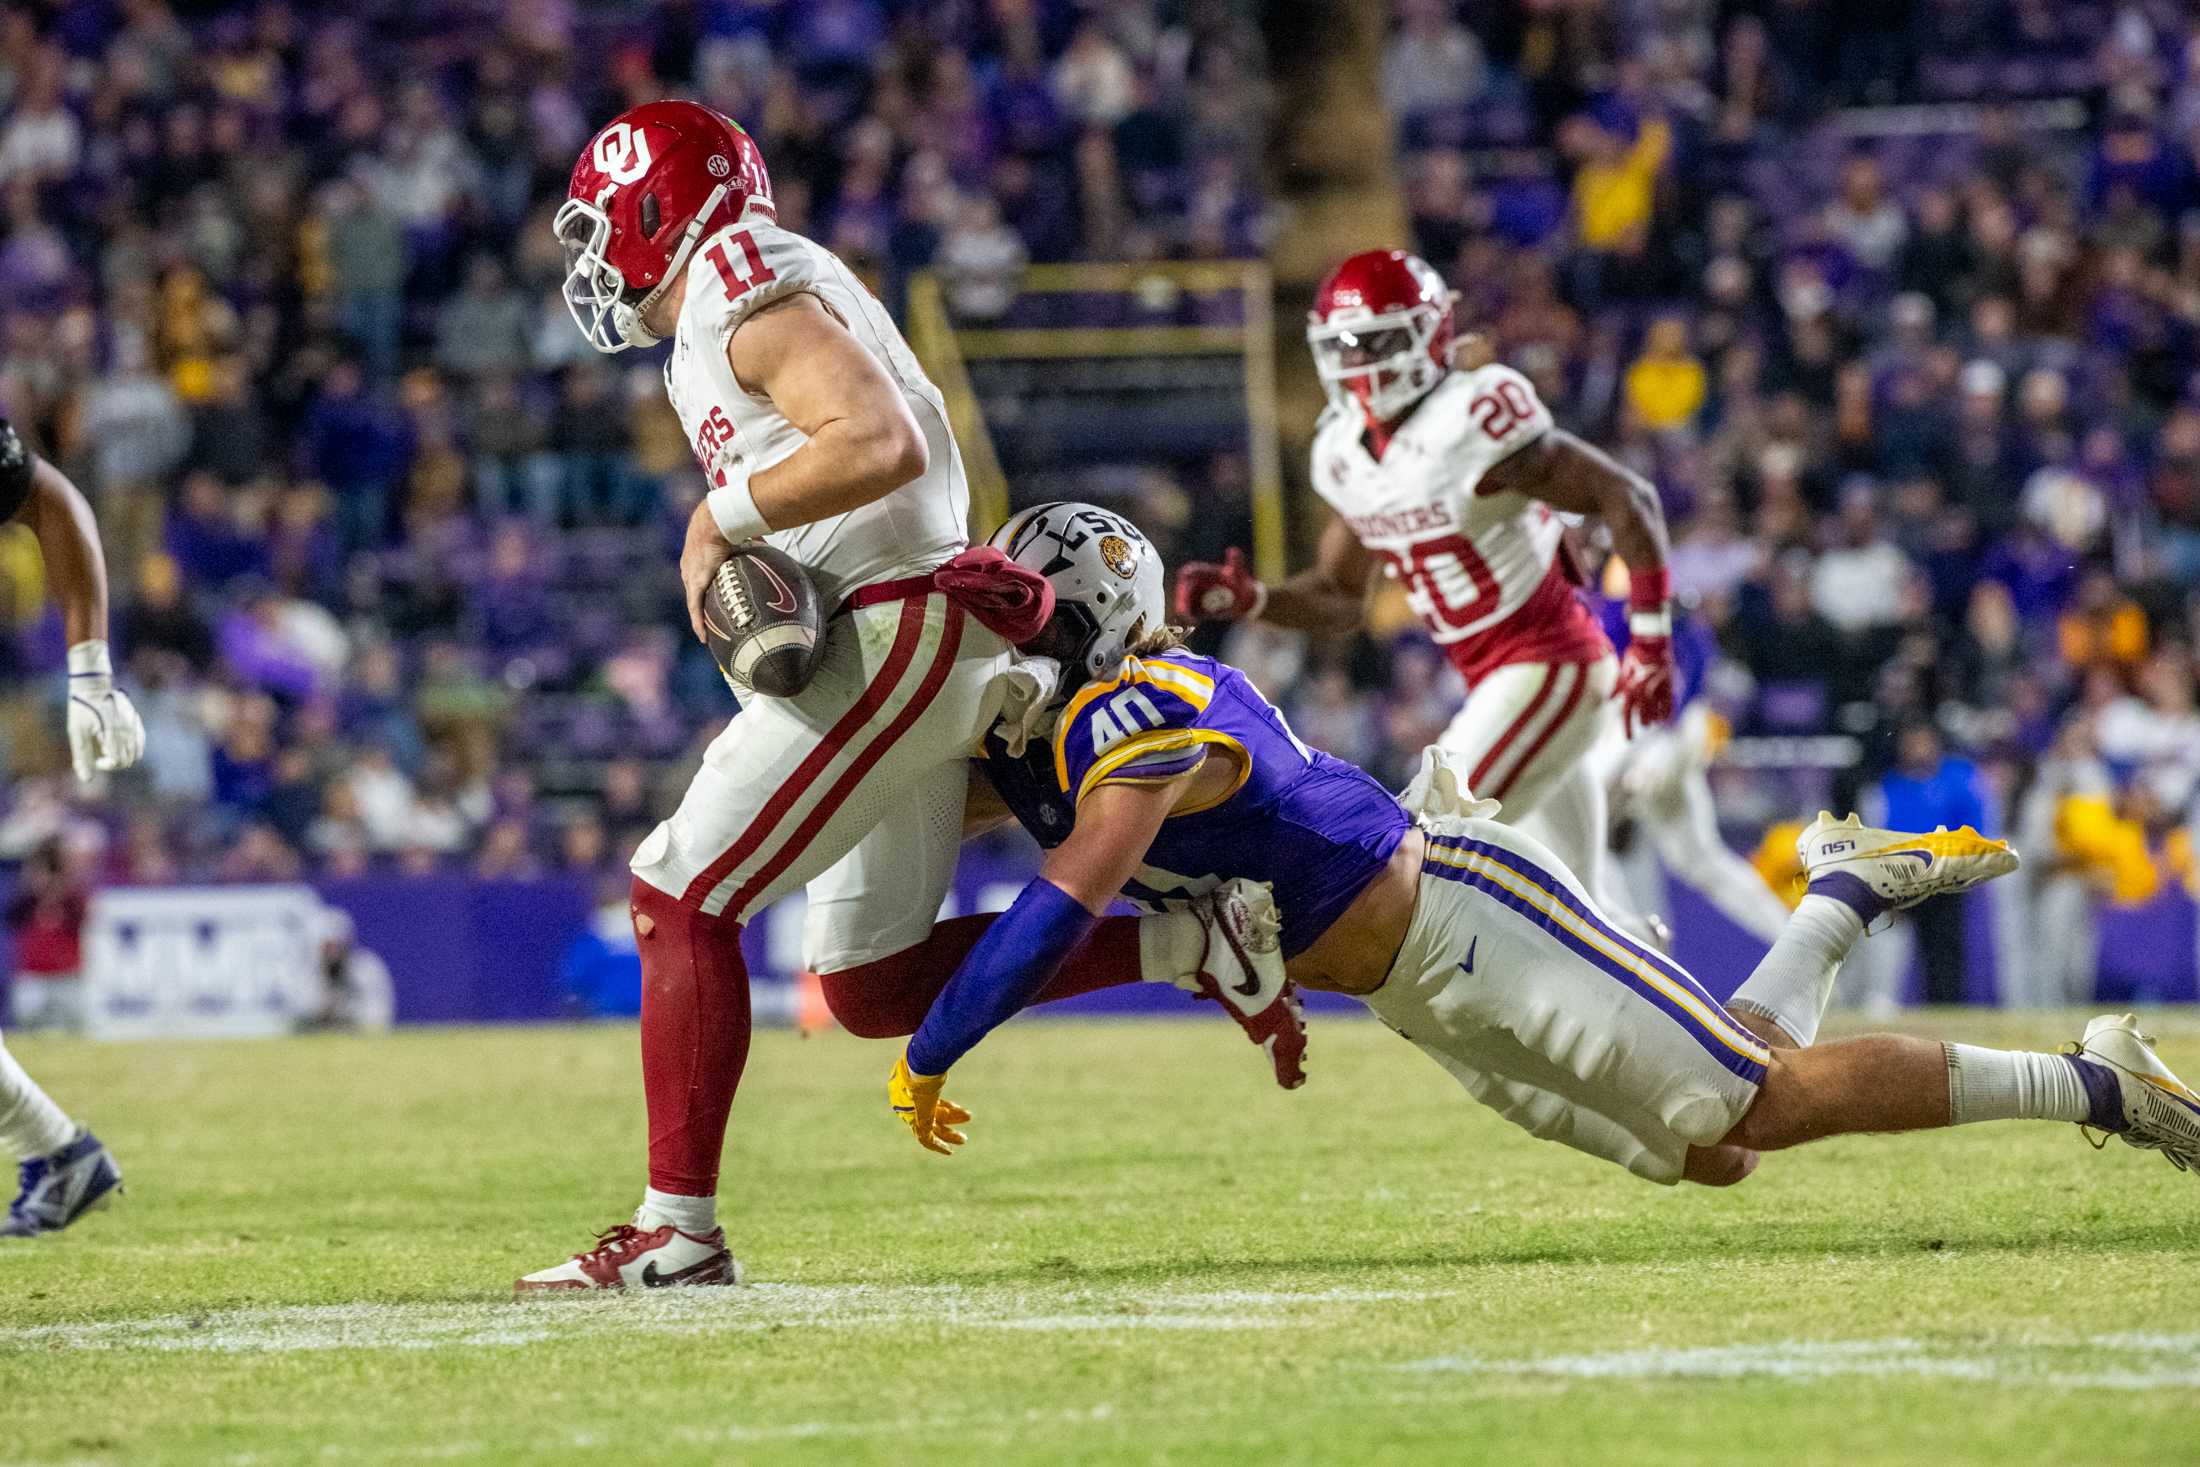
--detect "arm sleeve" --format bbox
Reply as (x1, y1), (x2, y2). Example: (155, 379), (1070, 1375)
(905, 877), (1099, 1076)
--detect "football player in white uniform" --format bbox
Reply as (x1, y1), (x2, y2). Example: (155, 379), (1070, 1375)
(0, 421), (139, 1236)
(520, 103), (1286, 1291)
(1177, 250), (1672, 937)
(886, 510), (2200, 1192)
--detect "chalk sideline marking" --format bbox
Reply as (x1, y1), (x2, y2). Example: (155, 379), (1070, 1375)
(1396, 1334), (2200, 1391)
(0, 1283), (1437, 1357)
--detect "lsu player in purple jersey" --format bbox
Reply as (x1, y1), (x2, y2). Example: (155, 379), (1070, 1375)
(886, 503), (2200, 1189)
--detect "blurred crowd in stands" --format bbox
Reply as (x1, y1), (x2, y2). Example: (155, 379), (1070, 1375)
(0, 0), (1271, 883)
(1349, 0), (2200, 935)
(0, 0), (2196, 971)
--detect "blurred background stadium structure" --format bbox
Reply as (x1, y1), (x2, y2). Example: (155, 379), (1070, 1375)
(0, 0), (2196, 1029)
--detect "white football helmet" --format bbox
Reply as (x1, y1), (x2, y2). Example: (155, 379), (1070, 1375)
(988, 501), (1167, 679)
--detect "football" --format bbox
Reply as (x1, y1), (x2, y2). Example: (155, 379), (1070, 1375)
(700, 543), (826, 698)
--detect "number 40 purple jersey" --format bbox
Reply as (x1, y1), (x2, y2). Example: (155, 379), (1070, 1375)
(980, 650), (1410, 956)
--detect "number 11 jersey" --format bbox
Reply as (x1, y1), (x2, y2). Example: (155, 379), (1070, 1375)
(1308, 363), (1609, 686)
(664, 218), (970, 608)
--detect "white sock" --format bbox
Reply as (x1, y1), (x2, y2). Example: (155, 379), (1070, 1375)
(1725, 895), (1862, 1048)
(638, 1187), (717, 1236)
(0, 1038), (76, 1159)
(1139, 909), (1210, 990)
(1944, 1044), (2091, 1125)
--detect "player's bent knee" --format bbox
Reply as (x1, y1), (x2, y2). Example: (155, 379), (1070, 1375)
(1682, 1144), (1759, 1187)
(815, 957), (933, 1040)
(818, 994), (912, 1041)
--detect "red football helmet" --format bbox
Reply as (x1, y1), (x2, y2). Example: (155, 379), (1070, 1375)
(556, 100), (773, 352)
(1307, 249), (1457, 425)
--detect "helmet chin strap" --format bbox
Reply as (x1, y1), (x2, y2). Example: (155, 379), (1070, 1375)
(621, 183), (732, 350)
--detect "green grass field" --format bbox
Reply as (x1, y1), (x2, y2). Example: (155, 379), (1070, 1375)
(2, 1012), (2196, 1466)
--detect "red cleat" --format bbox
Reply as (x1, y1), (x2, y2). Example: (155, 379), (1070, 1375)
(514, 1222), (742, 1294)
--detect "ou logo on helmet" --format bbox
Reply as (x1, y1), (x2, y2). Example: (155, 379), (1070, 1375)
(592, 122), (654, 186)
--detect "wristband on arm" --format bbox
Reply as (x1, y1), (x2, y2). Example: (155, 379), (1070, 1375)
(905, 877), (1099, 1077)
(705, 459), (770, 543)
(66, 639), (113, 681)
(1626, 565), (1671, 638)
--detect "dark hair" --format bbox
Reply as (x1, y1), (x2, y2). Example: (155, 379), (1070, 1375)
(0, 420), (33, 524)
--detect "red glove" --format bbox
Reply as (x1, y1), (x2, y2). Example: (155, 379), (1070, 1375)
(1173, 546), (1267, 622)
(1614, 566), (1676, 736)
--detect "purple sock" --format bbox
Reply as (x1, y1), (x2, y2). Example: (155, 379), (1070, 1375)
(1805, 871), (1892, 926)
(2064, 1056), (2127, 1133)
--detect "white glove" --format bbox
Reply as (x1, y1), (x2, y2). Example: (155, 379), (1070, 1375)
(992, 653), (1063, 757)
(66, 640), (145, 784)
(1399, 746), (1503, 826)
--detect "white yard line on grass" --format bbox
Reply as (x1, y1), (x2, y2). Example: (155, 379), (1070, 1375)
(208, 1409), (1132, 1466)
(1395, 1334), (2200, 1391)
(0, 1283), (1435, 1356)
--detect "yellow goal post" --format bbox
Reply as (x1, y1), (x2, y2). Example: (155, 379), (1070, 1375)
(905, 261), (1286, 581)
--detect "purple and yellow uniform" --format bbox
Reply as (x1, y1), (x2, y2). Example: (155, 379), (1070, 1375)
(980, 650), (1410, 955)
(979, 647), (1771, 1185)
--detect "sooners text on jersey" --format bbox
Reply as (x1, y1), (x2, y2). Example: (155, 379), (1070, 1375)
(1310, 364), (1608, 685)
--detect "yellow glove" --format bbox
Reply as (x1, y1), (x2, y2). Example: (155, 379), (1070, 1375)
(888, 1053), (971, 1156)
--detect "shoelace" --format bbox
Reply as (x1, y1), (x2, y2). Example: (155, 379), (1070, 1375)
(578, 1224), (651, 1263)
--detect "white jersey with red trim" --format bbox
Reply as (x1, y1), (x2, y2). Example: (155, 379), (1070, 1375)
(665, 219), (969, 607)
(1309, 364), (1607, 684)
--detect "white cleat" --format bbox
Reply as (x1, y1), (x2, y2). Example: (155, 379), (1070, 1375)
(1795, 812), (2019, 912)
(2067, 1014), (2200, 1177)
(515, 1220), (743, 1295)
(1179, 878), (1306, 1090)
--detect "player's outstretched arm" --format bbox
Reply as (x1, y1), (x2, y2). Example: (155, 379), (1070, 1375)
(1174, 513), (1372, 633)
(2, 431), (144, 782)
(1487, 428), (1678, 733)
(889, 777), (1181, 1155)
(704, 292), (929, 543)
(15, 453), (108, 647)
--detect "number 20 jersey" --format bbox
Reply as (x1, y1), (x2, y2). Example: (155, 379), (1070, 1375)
(1308, 364), (1609, 686)
(663, 219), (970, 607)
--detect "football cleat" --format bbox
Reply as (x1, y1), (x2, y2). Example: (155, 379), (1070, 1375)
(514, 1221), (743, 1294)
(1180, 878), (1307, 1090)
(3, 1127), (122, 1238)
(1795, 812), (2018, 913)
(2066, 1014), (2200, 1176)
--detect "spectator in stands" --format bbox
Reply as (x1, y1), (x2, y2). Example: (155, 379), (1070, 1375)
(1383, 0), (1488, 122)
(1810, 484), (1915, 633)
(1623, 315), (1708, 433)
(3, 839), (88, 1032)
(436, 255), (533, 382)
(1823, 151), (1907, 272)
(1562, 110), (1670, 306)
(1869, 721), (1991, 1006)
(937, 192), (1028, 322)
(297, 908), (394, 1033)
(302, 359), (415, 552)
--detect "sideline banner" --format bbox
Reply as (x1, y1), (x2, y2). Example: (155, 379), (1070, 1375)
(81, 885), (327, 1039)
